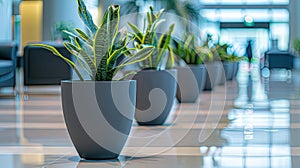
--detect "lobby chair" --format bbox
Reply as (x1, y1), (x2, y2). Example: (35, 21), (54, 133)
(266, 50), (294, 70)
(23, 41), (73, 86)
(0, 42), (17, 88)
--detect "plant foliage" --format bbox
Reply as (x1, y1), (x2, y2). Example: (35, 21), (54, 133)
(173, 33), (205, 65)
(30, 0), (154, 81)
(128, 6), (175, 70)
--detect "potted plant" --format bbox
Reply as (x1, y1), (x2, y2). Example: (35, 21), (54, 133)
(52, 21), (75, 42)
(173, 33), (206, 103)
(293, 39), (300, 69)
(128, 6), (177, 125)
(30, 0), (153, 160)
(199, 34), (222, 90)
(214, 43), (235, 85)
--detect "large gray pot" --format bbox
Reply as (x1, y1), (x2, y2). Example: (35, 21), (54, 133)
(220, 61), (234, 85)
(204, 62), (222, 90)
(133, 69), (177, 125)
(61, 80), (136, 160)
(176, 64), (206, 103)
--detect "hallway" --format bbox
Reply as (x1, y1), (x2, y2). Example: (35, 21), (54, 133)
(0, 61), (300, 167)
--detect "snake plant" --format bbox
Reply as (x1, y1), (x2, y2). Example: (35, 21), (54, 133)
(211, 41), (245, 62)
(173, 33), (205, 65)
(128, 6), (175, 70)
(30, 0), (154, 81)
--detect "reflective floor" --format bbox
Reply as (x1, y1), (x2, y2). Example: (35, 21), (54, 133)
(0, 61), (300, 168)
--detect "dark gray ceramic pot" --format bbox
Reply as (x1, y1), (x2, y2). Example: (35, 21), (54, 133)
(204, 62), (222, 90)
(133, 69), (177, 125)
(227, 62), (235, 80)
(176, 64), (206, 103)
(232, 61), (239, 79)
(61, 80), (136, 160)
(220, 61), (234, 85)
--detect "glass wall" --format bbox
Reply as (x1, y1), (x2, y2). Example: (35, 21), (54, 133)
(199, 0), (290, 58)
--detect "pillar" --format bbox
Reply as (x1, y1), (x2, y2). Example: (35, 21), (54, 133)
(289, 0), (300, 49)
(42, 0), (84, 41)
(0, 0), (12, 41)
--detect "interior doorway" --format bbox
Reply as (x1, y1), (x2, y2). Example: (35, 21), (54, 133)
(218, 22), (270, 60)
(220, 28), (269, 59)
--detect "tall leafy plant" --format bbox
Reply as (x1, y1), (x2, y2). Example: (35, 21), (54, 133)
(128, 6), (175, 70)
(31, 0), (153, 81)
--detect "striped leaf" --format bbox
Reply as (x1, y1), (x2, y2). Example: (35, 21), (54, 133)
(127, 23), (143, 44)
(29, 44), (84, 80)
(76, 0), (98, 35)
(75, 28), (93, 45)
(116, 47), (154, 69)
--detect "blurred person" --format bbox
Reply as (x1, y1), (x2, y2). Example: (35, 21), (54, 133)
(246, 40), (253, 69)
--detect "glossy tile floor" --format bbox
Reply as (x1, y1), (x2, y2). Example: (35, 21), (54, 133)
(1, 61), (300, 167)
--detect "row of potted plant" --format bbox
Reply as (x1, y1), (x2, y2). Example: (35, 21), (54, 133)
(30, 0), (242, 160)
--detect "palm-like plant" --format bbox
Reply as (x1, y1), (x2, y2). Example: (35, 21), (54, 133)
(30, 0), (154, 81)
(128, 6), (175, 70)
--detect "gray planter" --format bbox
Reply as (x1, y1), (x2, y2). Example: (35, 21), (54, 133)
(61, 80), (136, 160)
(220, 61), (234, 85)
(232, 61), (239, 79)
(227, 62), (235, 80)
(133, 69), (177, 125)
(294, 57), (300, 69)
(176, 64), (206, 103)
(204, 62), (222, 90)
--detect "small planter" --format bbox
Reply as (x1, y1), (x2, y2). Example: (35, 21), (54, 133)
(219, 61), (234, 85)
(294, 56), (300, 69)
(176, 64), (206, 103)
(61, 80), (136, 160)
(232, 61), (239, 79)
(204, 62), (222, 90)
(133, 69), (177, 125)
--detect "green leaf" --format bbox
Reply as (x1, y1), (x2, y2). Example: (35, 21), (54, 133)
(116, 71), (137, 81)
(76, 0), (98, 35)
(155, 9), (165, 19)
(146, 12), (153, 31)
(116, 47), (154, 69)
(94, 5), (120, 67)
(155, 24), (175, 67)
(96, 52), (109, 80)
(79, 50), (96, 76)
(128, 22), (144, 43)
(166, 46), (175, 69)
(62, 30), (77, 41)
(150, 19), (166, 33)
(94, 24), (109, 69)
(75, 28), (93, 45)
(29, 43), (84, 80)
(64, 42), (94, 78)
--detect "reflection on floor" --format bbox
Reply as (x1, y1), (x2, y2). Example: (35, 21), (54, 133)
(0, 61), (300, 168)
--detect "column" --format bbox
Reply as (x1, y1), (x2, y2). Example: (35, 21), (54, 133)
(42, 0), (84, 41)
(289, 0), (300, 48)
(0, 0), (12, 41)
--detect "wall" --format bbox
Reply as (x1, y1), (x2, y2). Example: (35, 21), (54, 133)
(290, 0), (300, 48)
(20, 1), (43, 55)
(42, 0), (84, 41)
(0, 0), (12, 41)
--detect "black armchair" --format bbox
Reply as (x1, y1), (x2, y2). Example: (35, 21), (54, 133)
(23, 42), (73, 85)
(0, 42), (17, 88)
(266, 50), (294, 70)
